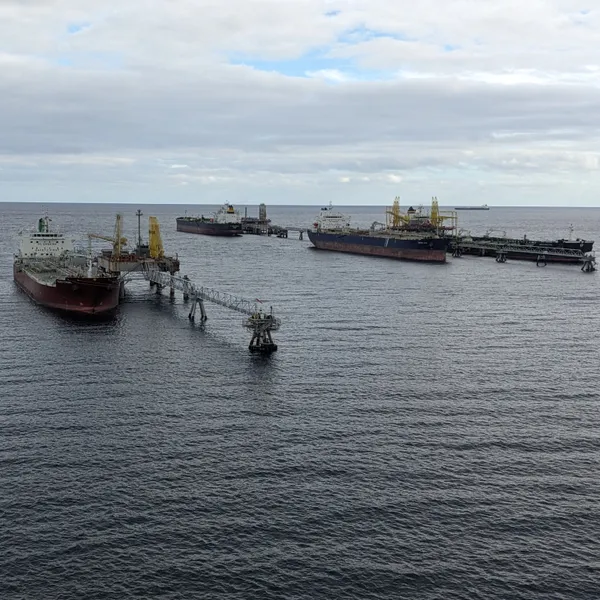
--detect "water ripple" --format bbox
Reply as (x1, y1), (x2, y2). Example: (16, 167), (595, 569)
(1, 204), (600, 599)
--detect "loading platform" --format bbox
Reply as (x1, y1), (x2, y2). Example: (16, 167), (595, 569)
(91, 210), (281, 353)
(272, 226), (305, 239)
(449, 239), (593, 265)
(140, 265), (281, 354)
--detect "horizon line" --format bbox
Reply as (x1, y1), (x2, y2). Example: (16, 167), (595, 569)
(0, 201), (596, 209)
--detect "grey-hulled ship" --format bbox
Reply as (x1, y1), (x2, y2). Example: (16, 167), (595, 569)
(176, 203), (242, 236)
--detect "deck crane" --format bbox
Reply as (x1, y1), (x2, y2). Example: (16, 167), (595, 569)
(88, 213), (128, 258)
(386, 197), (404, 228)
(148, 216), (164, 259)
(385, 196), (458, 234)
(429, 197), (458, 233)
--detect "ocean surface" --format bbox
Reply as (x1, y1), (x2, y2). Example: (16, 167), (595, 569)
(1, 202), (600, 600)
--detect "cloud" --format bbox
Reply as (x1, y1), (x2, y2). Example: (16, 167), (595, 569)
(1, 0), (600, 205)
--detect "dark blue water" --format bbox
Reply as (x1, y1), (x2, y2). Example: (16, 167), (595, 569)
(2, 203), (600, 599)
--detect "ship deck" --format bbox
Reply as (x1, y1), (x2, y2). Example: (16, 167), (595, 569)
(18, 259), (111, 286)
(321, 228), (441, 240)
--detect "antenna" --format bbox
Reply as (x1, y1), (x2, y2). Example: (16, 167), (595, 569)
(136, 209), (143, 249)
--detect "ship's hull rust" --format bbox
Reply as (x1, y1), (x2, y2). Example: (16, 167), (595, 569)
(13, 265), (120, 315)
(308, 231), (448, 263)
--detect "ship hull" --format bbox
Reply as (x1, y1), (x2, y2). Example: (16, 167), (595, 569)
(13, 264), (120, 316)
(176, 219), (242, 236)
(307, 231), (448, 262)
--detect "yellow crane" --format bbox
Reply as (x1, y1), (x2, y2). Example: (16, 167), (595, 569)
(384, 196), (458, 233)
(88, 213), (128, 257)
(385, 197), (409, 228)
(429, 197), (458, 231)
(148, 216), (164, 259)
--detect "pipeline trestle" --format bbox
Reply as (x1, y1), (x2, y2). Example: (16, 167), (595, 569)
(141, 265), (280, 352)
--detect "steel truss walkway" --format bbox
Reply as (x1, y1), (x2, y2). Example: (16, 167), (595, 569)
(139, 265), (281, 354)
(461, 241), (587, 258)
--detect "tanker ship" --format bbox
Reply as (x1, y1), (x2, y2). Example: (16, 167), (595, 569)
(176, 203), (242, 236)
(307, 198), (456, 263)
(13, 216), (120, 316)
(454, 204), (490, 210)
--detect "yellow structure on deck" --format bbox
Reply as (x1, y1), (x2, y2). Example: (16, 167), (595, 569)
(386, 197), (403, 228)
(88, 213), (128, 258)
(429, 197), (458, 231)
(149, 216), (164, 259)
(385, 196), (458, 233)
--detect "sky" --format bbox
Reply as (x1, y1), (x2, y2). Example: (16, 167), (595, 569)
(1, 1), (599, 206)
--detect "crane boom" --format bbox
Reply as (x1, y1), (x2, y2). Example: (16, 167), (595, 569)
(88, 213), (128, 257)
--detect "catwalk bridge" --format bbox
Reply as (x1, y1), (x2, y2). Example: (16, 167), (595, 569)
(450, 238), (595, 268)
(140, 265), (281, 354)
(90, 211), (282, 353)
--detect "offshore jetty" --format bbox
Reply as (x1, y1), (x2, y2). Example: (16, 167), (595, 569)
(14, 210), (280, 354)
(177, 198), (596, 270)
(306, 198), (596, 270)
(240, 204), (305, 239)
(448, 227), (595, 269)
(98, 210), (280, 353)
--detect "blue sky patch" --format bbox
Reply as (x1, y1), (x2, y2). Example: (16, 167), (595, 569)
(229, 25), (416, 81)
(339, 25), (412, 44)
(229, 48), (355, 78)
(67, 22), (91, 35)
(230, 49), (397, 83)
(55, 56), (74, 67)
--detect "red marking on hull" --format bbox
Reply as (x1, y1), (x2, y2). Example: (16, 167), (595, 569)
(312, 240), (447, 263)
(13, 265), (120, 315)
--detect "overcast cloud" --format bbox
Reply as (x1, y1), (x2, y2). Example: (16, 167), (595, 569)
(1, 0), (599, 205)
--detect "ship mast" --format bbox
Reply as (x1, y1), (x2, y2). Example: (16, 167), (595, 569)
(113, 213), (124, 257)
(87, 236), (93, 277)
(136, 209), (143, 250)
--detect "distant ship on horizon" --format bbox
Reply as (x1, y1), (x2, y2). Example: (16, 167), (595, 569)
(454, 204), (490, 211)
